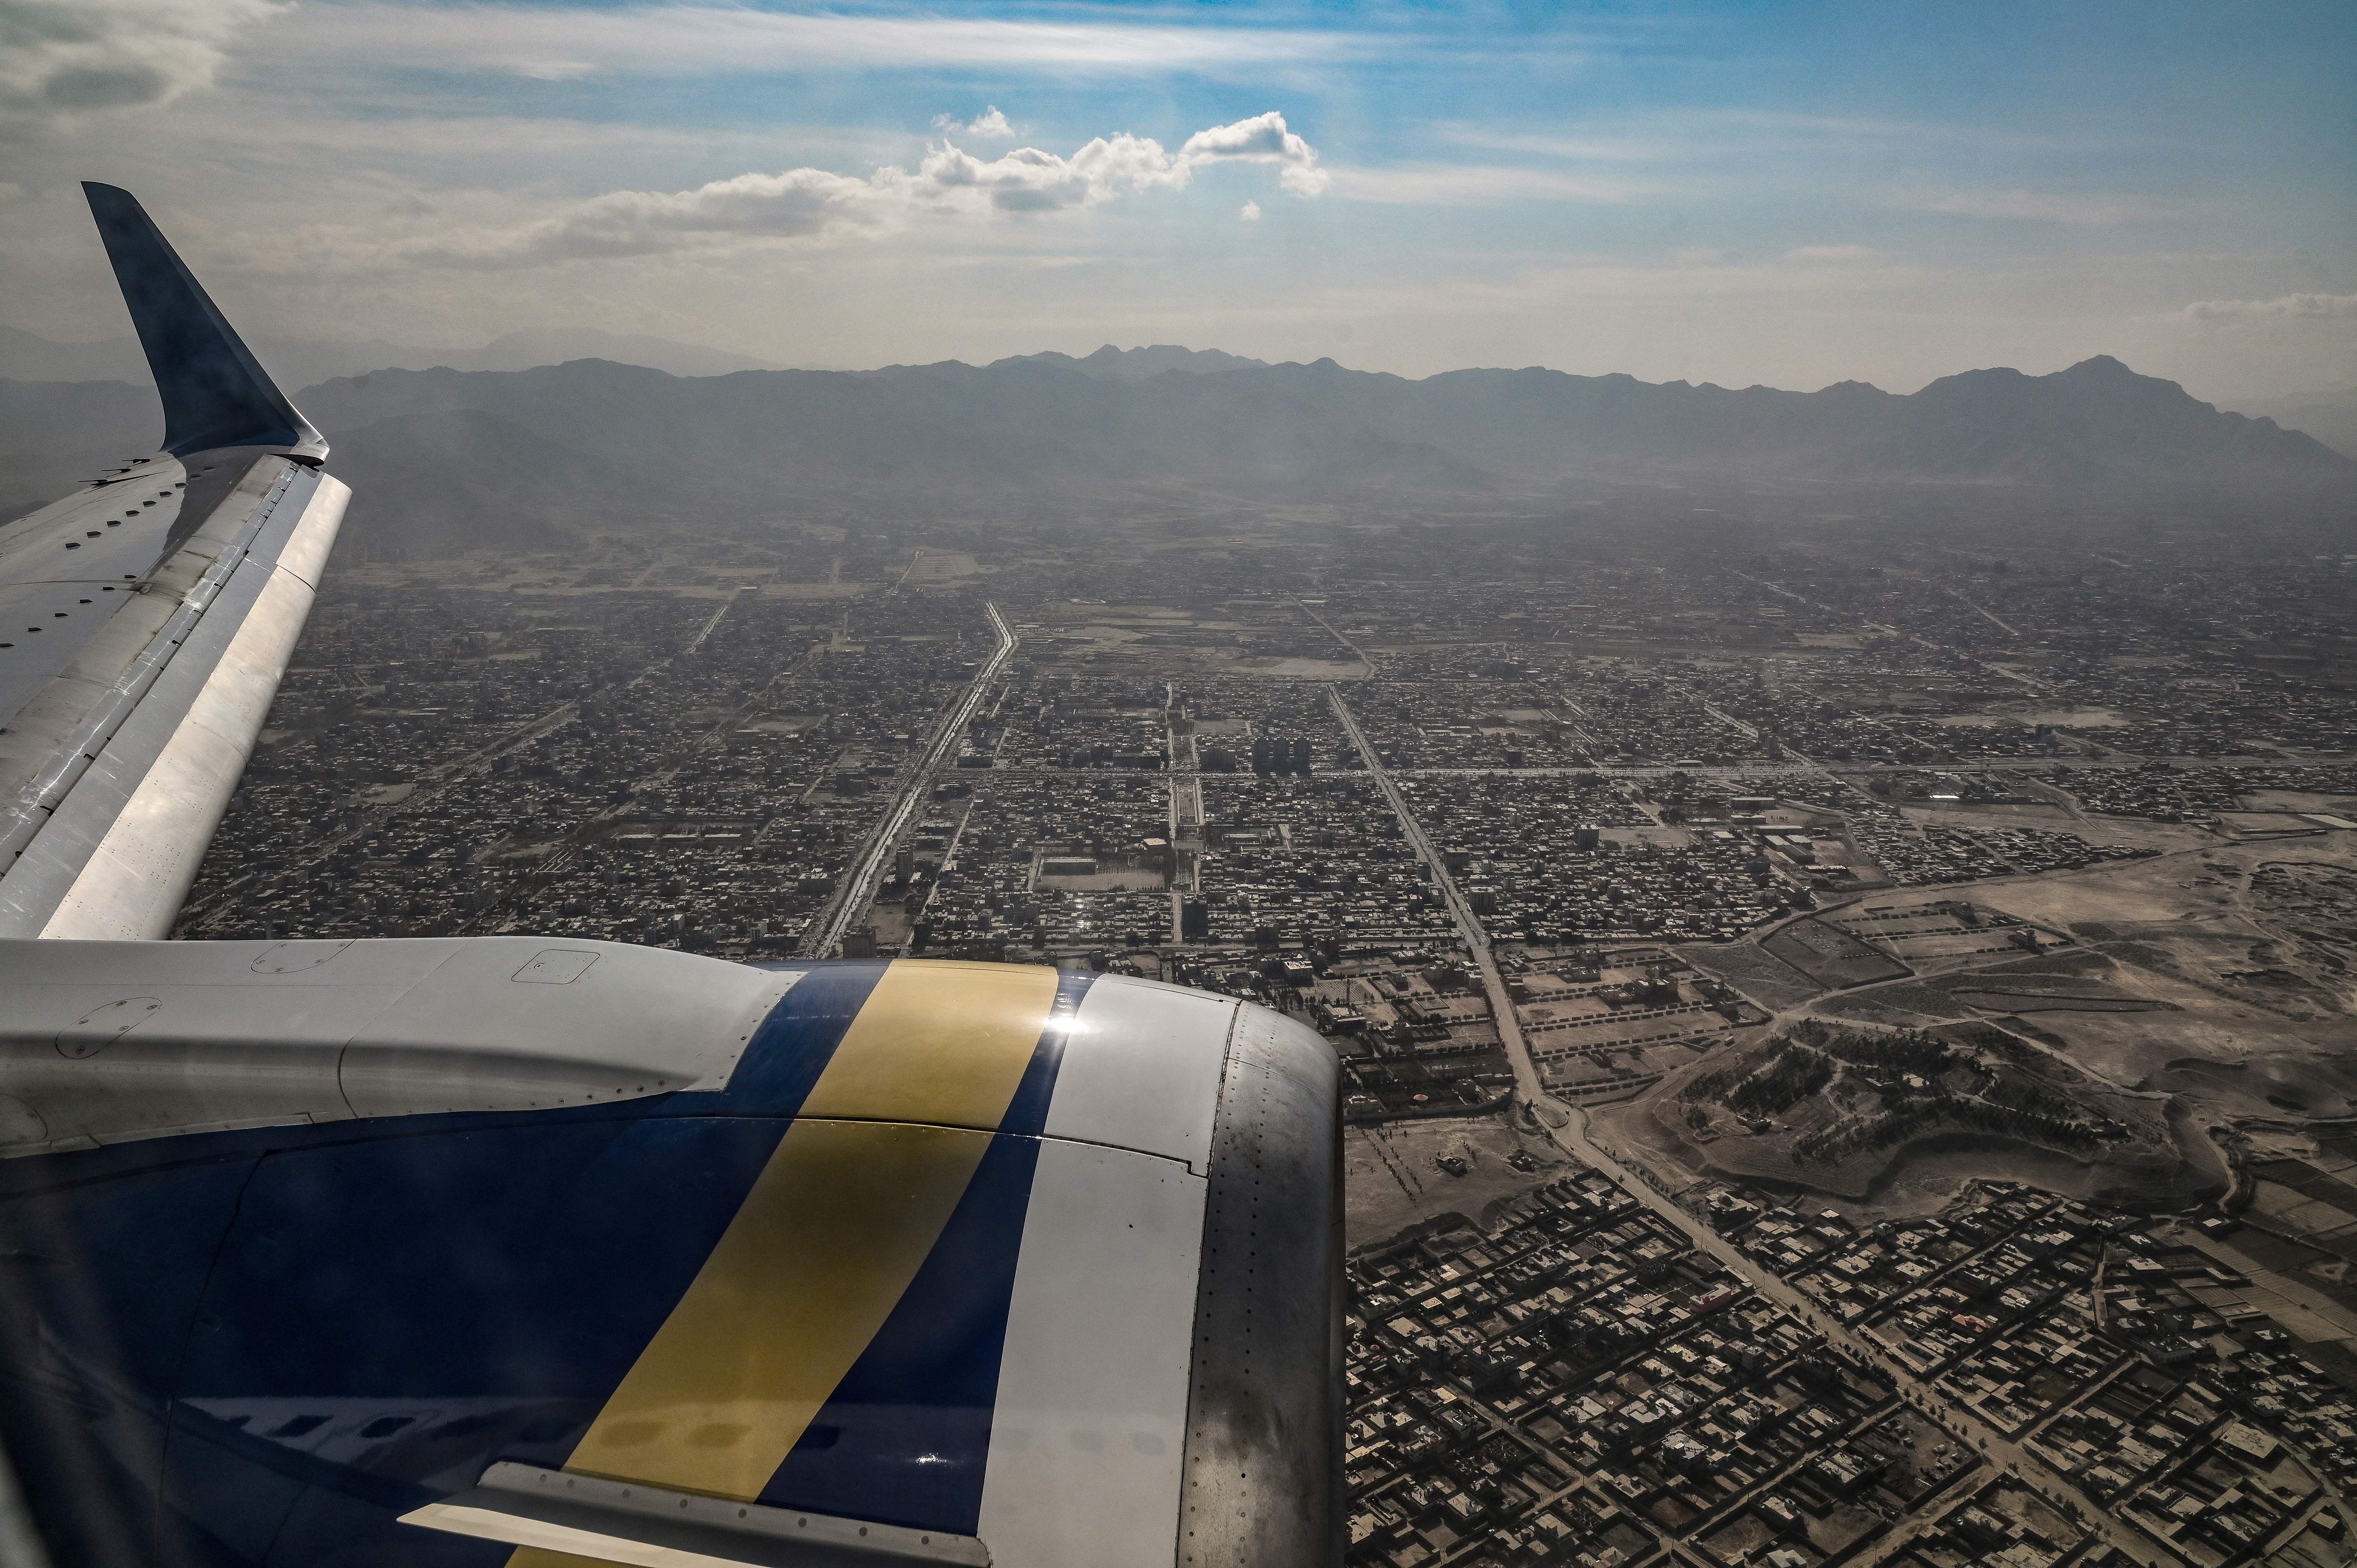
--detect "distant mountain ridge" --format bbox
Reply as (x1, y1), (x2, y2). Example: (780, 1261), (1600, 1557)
(2233, 387), (2357, 461)
(0, 328), (1254, 389)
(0, 326), (785, 390)
(300, 350), (2343, 486)
(982, 344), (1270, 381)
(4, 351), (2348, 555)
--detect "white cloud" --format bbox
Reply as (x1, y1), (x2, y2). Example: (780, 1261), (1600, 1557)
(0, 0), (278, 133)
(1898, 188), (2181, 225)
(391, 112), (1329, 268)
(1178, 109), (1328, 196)
(935, 106), (1014, 140)
(1239, 200), (1262, 222)
(271, 3), (1363, 79)
(411, 166), (891, 267)
(2182, 291), (2357, 321)
(1783, 244), (1882, 263)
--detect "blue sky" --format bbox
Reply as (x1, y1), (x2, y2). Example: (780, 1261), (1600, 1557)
(4, 0), (2352, 401)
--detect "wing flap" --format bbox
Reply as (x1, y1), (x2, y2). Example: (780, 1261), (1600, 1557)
(406, 1463), (991, 1568)
(0, 465), (189, 723)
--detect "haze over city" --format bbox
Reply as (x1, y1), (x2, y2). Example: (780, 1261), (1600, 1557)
(2, 6), (2357, 1568)
(3, 0), (2353, 410)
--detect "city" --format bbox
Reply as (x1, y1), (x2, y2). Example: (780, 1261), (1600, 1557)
(4, 3), (2351, 1562)
(176, 490), (2357, 1568)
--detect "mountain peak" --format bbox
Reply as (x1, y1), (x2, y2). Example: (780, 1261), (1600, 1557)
(989, 344), (1270, 382)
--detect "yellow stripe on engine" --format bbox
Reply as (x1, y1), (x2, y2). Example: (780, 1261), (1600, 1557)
(518, 958), (1061, 1552)
(801, 960), (1064, 1128)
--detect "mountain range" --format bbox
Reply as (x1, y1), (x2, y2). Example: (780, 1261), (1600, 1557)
(988, 344), (1272, 381)
(2, 350), (2348, 556)
(0, 330), (1275, 392)
(0, 326), (789, 388)
(2241, 390), (2357, 466)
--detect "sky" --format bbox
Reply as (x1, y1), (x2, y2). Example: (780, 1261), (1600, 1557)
(3, 0), (2353, 403)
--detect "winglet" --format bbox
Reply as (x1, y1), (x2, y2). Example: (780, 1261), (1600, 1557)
(82, 182), (326, 463)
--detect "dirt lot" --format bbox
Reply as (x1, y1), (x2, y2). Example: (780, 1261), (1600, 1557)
(1763, 917), (1911, 987)
(1680, 940), (1828, 1012)
(1614, 1007), (2212, 1206)
(1343, 1111), (1573, 1251)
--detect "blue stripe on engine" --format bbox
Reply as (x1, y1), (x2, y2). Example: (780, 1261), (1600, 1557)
(753, 969), (1097, 1534)
(173, 964), (892, 1405)
(696, 959), (892, 1112)
(1000, 968), (1098, 1137)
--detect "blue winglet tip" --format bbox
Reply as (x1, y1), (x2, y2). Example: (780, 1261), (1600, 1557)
(82, 182), (327, 464)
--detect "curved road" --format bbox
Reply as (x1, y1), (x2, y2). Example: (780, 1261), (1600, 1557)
(1541, 1097), (2182, 1568)
(1326, 683), (2186, 1567)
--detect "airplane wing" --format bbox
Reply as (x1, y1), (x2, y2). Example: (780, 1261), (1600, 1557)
(0, 184), (347, 942)
(0, 191), (1341, 1568)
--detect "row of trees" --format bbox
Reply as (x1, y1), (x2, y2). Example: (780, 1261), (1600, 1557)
(1685, 1042), (1834, 1116)
(1793, 1085), (2110, 1165)
(1684, 1022), (1958, 1119)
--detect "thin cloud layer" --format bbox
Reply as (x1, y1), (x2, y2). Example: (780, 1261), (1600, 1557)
(0, 0), (2339, 402)
(403, 112), (1327, 268)
(276, 3), (1360, 78)
(0, 0), (277, 133)
(1329, 163), (1666, 207)
(1900, 188), (2181, 226)
(2184, 292), (2357, 321)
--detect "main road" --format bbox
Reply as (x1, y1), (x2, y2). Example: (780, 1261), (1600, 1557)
(800, 602), (1016, 958)
(1326, 683), (1540, 1099)
(1541, 1095), (2180, 1566)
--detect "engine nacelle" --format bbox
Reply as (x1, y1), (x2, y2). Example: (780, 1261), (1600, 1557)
(0, 945), (1339, 1568)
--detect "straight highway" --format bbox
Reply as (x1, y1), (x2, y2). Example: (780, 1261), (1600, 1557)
(801, 601), (1016, 957)
(1327, 682), (1541, 1100)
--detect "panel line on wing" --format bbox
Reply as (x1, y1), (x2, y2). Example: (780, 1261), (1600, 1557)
(0, 465), (298, 884)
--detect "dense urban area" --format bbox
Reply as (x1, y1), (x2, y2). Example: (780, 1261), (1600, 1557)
(179, 484), (2357, 1568)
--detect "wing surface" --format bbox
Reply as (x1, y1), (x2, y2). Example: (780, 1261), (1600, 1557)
(0, 186), (346, 940)
(0, 947), (1341, 1568)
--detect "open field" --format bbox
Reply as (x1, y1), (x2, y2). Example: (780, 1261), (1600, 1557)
(1763, 916), (1912, 987)
(1341, 1111), (1571, 1250)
